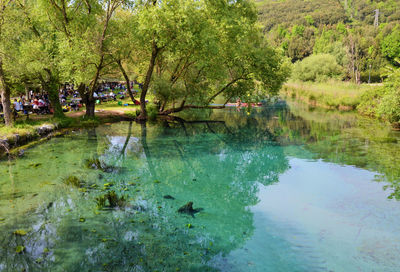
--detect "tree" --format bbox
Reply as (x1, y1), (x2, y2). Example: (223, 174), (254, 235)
(382, 26), (400, 65)
(125, 0), (289, 118)
(45, 0), (124, 118)
(16, 0), (65, 118)
(0, 0), (15, 126)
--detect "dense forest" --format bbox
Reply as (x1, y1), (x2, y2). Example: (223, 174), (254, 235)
(256, 0), (400, 124)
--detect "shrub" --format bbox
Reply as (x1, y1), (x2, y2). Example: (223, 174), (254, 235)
(292, 54), (344, 82)
(358, 69), (400, 124)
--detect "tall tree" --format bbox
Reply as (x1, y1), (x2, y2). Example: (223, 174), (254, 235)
(46, 0), (123, 118)
(0, 0), (14, 126)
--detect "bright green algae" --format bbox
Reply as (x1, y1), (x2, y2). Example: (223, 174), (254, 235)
(0, 102), (399, 271)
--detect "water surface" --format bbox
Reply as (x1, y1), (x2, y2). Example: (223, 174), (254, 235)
(1, 101), (400, 271)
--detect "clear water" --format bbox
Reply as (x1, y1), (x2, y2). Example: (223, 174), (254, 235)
(1, 101), (400, 271)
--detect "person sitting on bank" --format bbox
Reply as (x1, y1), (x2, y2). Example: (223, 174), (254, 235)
(13, 99), (22, 112)
(32, 98), (39, 110)
(109, 91), (116, 101)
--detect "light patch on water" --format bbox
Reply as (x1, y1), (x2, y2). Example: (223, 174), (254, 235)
(215, 158), (400, 272)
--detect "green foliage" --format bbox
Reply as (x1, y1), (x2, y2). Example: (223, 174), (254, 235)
(292, 25), (305, 36)
(313, 29), (348, 66)
(147, 104), (159, 121)
(382, 26), (400, 64)
(257, 0), (347, 31)
(358, 68), (400, 124)
(260, 0), (400, 81)
(292, 54), (344, 82)
(304, 15), (314, 26)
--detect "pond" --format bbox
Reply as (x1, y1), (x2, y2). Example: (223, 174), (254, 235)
(1, 101), (400, 271)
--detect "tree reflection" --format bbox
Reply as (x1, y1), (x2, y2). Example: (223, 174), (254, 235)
(0, 110), (290, 271)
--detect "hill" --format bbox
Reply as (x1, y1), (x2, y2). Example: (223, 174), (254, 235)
(255, 0), (400, 83)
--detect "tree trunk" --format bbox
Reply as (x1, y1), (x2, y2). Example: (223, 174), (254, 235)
(41, 71), (64, 118)
(86, 99), (95, 118)
(117, 60), (136, 103)
(78, 83), (96, 118)
(137, 41), (160, 121)
(0, 58), (12, 126)
(24, 82), (29, 100)
(47, 78), (64, 118)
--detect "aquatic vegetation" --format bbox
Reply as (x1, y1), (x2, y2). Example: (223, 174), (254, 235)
(84, 158), (102, 170)
(95, 195), (106, 209)
(95, 191), (126, 209)
(13, 229), (28, 236)
(103, 182), (114, 190)
(28, 163), (42, 168)
(63, 175), (83, 188)
(15, 245), (25, 254)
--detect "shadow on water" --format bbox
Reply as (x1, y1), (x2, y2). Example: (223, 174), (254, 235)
(0, 101), (400, 271)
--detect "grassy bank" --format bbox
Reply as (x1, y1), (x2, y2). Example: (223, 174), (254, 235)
(281, 81), (380, 110)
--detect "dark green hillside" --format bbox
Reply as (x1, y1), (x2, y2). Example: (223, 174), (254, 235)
(256, 0), (400, 82)
(256, 0), (400, 31)
(256, 0), (347, 31)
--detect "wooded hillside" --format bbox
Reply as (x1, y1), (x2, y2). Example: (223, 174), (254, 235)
(256, 0), (400, 83)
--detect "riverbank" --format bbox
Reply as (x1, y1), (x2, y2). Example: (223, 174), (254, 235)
(281, 81), (379, 111)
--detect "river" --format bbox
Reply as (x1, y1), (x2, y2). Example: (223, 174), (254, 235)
(0, 101), (399, 271)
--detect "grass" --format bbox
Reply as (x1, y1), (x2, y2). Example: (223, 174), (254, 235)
(281, 80), (380, 110)
(0, 118), (53, 138)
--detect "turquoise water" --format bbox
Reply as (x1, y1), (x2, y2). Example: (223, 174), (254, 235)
(1, 102), (400, 271)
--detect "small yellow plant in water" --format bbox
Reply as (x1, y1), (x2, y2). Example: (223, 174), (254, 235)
(13, 229), (28, 236)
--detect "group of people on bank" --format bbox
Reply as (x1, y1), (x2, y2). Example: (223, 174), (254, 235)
(0, 81), (140, 121)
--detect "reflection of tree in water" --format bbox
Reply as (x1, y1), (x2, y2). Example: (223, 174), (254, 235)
(257, 101), (400, 200)
(0, 114), (290, 271)
(116, 118), (290, 270)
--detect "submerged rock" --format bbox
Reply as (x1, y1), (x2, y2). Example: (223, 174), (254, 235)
(177, 202), (203, 218)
